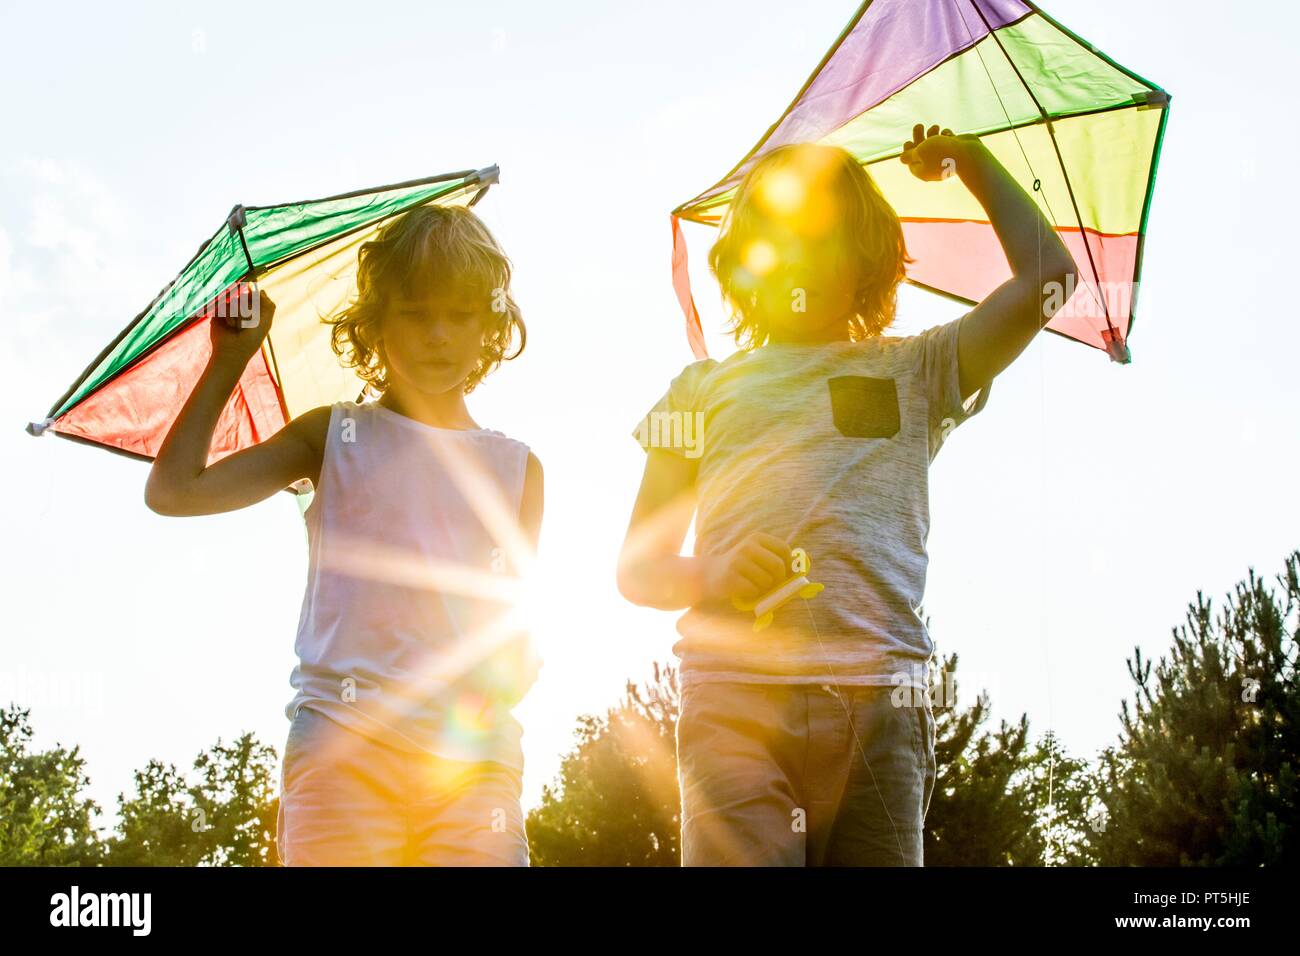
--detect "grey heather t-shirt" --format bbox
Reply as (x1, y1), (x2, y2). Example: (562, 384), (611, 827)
(631, 316), (989, 689)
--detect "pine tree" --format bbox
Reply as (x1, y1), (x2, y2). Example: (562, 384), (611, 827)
(1092, 551), (1299, 865)
(922, 651), (1095, 865)
(527, 662), (681, 865)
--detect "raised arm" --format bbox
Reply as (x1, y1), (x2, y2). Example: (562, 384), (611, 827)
(144, 287), (328, 516)
(901, 123), (1077, 398)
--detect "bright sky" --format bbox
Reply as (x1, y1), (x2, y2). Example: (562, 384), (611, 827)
(2, 0), (1297, 827)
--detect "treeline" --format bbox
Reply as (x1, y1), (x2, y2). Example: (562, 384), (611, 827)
(3, 552), (1295, 866)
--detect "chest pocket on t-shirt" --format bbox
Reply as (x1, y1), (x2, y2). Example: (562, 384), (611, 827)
(828, 375), (900, 439)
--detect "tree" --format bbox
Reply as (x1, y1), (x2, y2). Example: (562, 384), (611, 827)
(192, 734), (280, 866)
(921, 651), (1095, 866)
(528, 663), (682, 866)
(528, 654), (1096, 866)
(1092, 551), (1299, 865)
(105, 733), (280, 866)
(0, 705), (104, 866)
(1022, 730), (1102, 867)
(106, 759), (205, 866)
(11, 552), (1294, 867)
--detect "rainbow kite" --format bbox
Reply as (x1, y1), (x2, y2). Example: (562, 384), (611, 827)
(26, 165), (499, 482)
(671, 0), (1169, 363)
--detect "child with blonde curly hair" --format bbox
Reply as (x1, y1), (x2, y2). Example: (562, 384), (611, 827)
(619, 127), (1076, 866)
(146, 203), (541, 866)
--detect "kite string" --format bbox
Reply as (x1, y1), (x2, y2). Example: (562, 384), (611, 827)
(1038, 254), (1058, 863)
(800, 597), (909, 866)
(794, 4), (1040, 859)
(952, 0), (1060, 862)
(950, 0), (1112, 336)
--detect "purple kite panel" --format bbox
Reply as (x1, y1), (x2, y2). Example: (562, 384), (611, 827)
(691, 0), (1030, 207)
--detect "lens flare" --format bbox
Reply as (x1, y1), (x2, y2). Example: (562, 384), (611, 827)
(756, 168), (806, 218)
(752, 148), (842, 239)
(742, 239), (778, 277)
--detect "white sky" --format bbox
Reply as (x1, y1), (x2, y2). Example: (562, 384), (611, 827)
(2, 0), (1297, 827)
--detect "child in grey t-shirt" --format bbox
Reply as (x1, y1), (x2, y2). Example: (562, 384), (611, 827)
(632, 320), (987, 691)
(619, 126), (1077, 865)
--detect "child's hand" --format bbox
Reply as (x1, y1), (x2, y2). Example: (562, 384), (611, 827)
(704, 533), (794, 605)
(209, 283), (276, 365)
(900, 123), (982, 182)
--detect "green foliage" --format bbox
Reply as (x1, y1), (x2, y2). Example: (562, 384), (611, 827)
(105, 759), (205, 866)
(0, 706), (281, 867)
(105, 734), (280, 867)
(921, 651), (1029, 865)
(192, 734), (280, 866)
(1092, 551), (1299, 866)
(528, 662), (681, 866)
(528, 654), (1096, 866)
(0, 705), (103, 866)
(922, 651), (1095, 866)
(1022, 731), (1102, 866)
(3, 551), (1294, 866)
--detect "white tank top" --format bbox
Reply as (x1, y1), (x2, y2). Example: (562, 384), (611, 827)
(286, 399), (535, 770)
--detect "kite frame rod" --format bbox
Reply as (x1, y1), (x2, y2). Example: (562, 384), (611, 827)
(1021, 0), (1167, 96)
(34, 219), (228, 426)
(241, 166), (486, 213)
(673, 96), (1161, 224)
(965, 0), (1119, 337)
(230, 175), (492, 282)
(42, 429), (163, 465)
(1013, 0), (1180, 345)
(1123, 102), (1169, 341)
(672, 0), (876, 216)
(1019, 0), (1171, 342)
(905, 275), (1107, 354)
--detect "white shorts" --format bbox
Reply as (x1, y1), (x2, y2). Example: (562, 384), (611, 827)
(277, 706), (528, 866)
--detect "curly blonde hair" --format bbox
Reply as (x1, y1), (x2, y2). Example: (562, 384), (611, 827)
(328, 204), (525, 395)
(708, 143), (911, 349)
